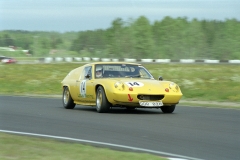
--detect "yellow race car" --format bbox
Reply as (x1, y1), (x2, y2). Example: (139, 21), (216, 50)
(61, 62), (182, 113)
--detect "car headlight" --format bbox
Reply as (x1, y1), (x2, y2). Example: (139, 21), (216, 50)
(114, 82), (124, 91)
(169, 82), (175, 89)
(169, 82), (179, 92)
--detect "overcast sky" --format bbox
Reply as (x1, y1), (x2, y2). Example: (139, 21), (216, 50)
(0, 0), (239, 32)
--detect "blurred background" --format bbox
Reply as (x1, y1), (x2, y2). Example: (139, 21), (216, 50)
(0, 0), (240, 60)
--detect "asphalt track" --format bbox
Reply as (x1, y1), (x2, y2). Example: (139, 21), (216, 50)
(0, 95), (239, 160)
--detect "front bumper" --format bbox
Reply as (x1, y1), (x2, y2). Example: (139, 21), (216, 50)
(108, 91), (182, 107)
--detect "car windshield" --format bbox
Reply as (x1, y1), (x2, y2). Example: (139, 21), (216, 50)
(95, 64), (153, 79)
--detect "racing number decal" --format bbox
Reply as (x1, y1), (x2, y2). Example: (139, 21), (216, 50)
(80, 80), (87, 98)
(128, 82), (139, 86)
(125, 82), (144, 87)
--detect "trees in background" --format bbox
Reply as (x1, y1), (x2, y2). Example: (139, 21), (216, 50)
(0, 16), (240, 59)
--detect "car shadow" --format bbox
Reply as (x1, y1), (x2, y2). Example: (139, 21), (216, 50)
(73, 106), (174, 115)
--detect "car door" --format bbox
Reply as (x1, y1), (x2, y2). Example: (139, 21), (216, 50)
(77, 66), (95, 103)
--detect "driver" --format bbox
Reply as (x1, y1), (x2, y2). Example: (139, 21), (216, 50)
(95, 66), (103, 78)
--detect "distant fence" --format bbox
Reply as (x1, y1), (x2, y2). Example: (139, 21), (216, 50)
(38, 57), (240, 64)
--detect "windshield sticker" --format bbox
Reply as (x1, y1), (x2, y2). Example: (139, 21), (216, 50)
(80, 80), (87, 98)
(125, 82), (144, 87)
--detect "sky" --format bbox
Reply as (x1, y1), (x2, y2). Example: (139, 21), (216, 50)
(0, 0), (240, 32)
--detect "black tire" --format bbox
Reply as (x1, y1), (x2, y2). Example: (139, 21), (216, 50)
(62, 86), (76, 109)
(96, 86), (110, 113)
(161, 105), (176, 113)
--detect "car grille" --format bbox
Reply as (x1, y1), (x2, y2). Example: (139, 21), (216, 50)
(137, 95), (164, 100)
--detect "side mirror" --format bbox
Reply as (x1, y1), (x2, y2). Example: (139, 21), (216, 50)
(158, 76), (163, 81)
(85, 74), (91, 79)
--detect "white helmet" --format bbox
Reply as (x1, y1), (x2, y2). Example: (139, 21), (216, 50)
(96, 66), (103, 78)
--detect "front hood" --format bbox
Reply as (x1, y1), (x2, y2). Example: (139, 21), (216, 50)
(98, 78), (181, 94)
(120, 78), (162, 87)
(117, 78), (171, 93)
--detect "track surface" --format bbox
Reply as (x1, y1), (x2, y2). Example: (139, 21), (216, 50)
(0, 95), (239, 160)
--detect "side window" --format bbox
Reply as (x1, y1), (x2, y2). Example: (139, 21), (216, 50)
(83, 66), (92, 79)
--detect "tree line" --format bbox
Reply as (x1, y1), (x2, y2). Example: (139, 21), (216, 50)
(0, 16), (240, 59)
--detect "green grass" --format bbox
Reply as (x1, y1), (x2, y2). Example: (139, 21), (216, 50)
(1, 63), (240, 102)
(0, 132), (166, 160)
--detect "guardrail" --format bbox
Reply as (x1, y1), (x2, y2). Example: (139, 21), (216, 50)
(38, 57), (240, 64)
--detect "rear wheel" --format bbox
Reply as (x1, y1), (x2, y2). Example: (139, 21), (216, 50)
(161, 105), (176, 113)
(96, 86), (110, 113)
(62, 86), (76, 109)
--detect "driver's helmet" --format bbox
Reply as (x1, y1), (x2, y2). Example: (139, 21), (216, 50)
(95, 66), (103, 78)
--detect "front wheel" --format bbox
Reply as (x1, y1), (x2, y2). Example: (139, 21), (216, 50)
(62, 86), (76, 109)
(161, 105), (176, 113)
(96, 86), (110, 113)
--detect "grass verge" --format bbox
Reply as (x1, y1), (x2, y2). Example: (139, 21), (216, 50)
(0, 132), (166, 160)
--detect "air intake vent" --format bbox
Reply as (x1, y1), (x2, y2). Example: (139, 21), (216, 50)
(137, 95), (164, 100)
